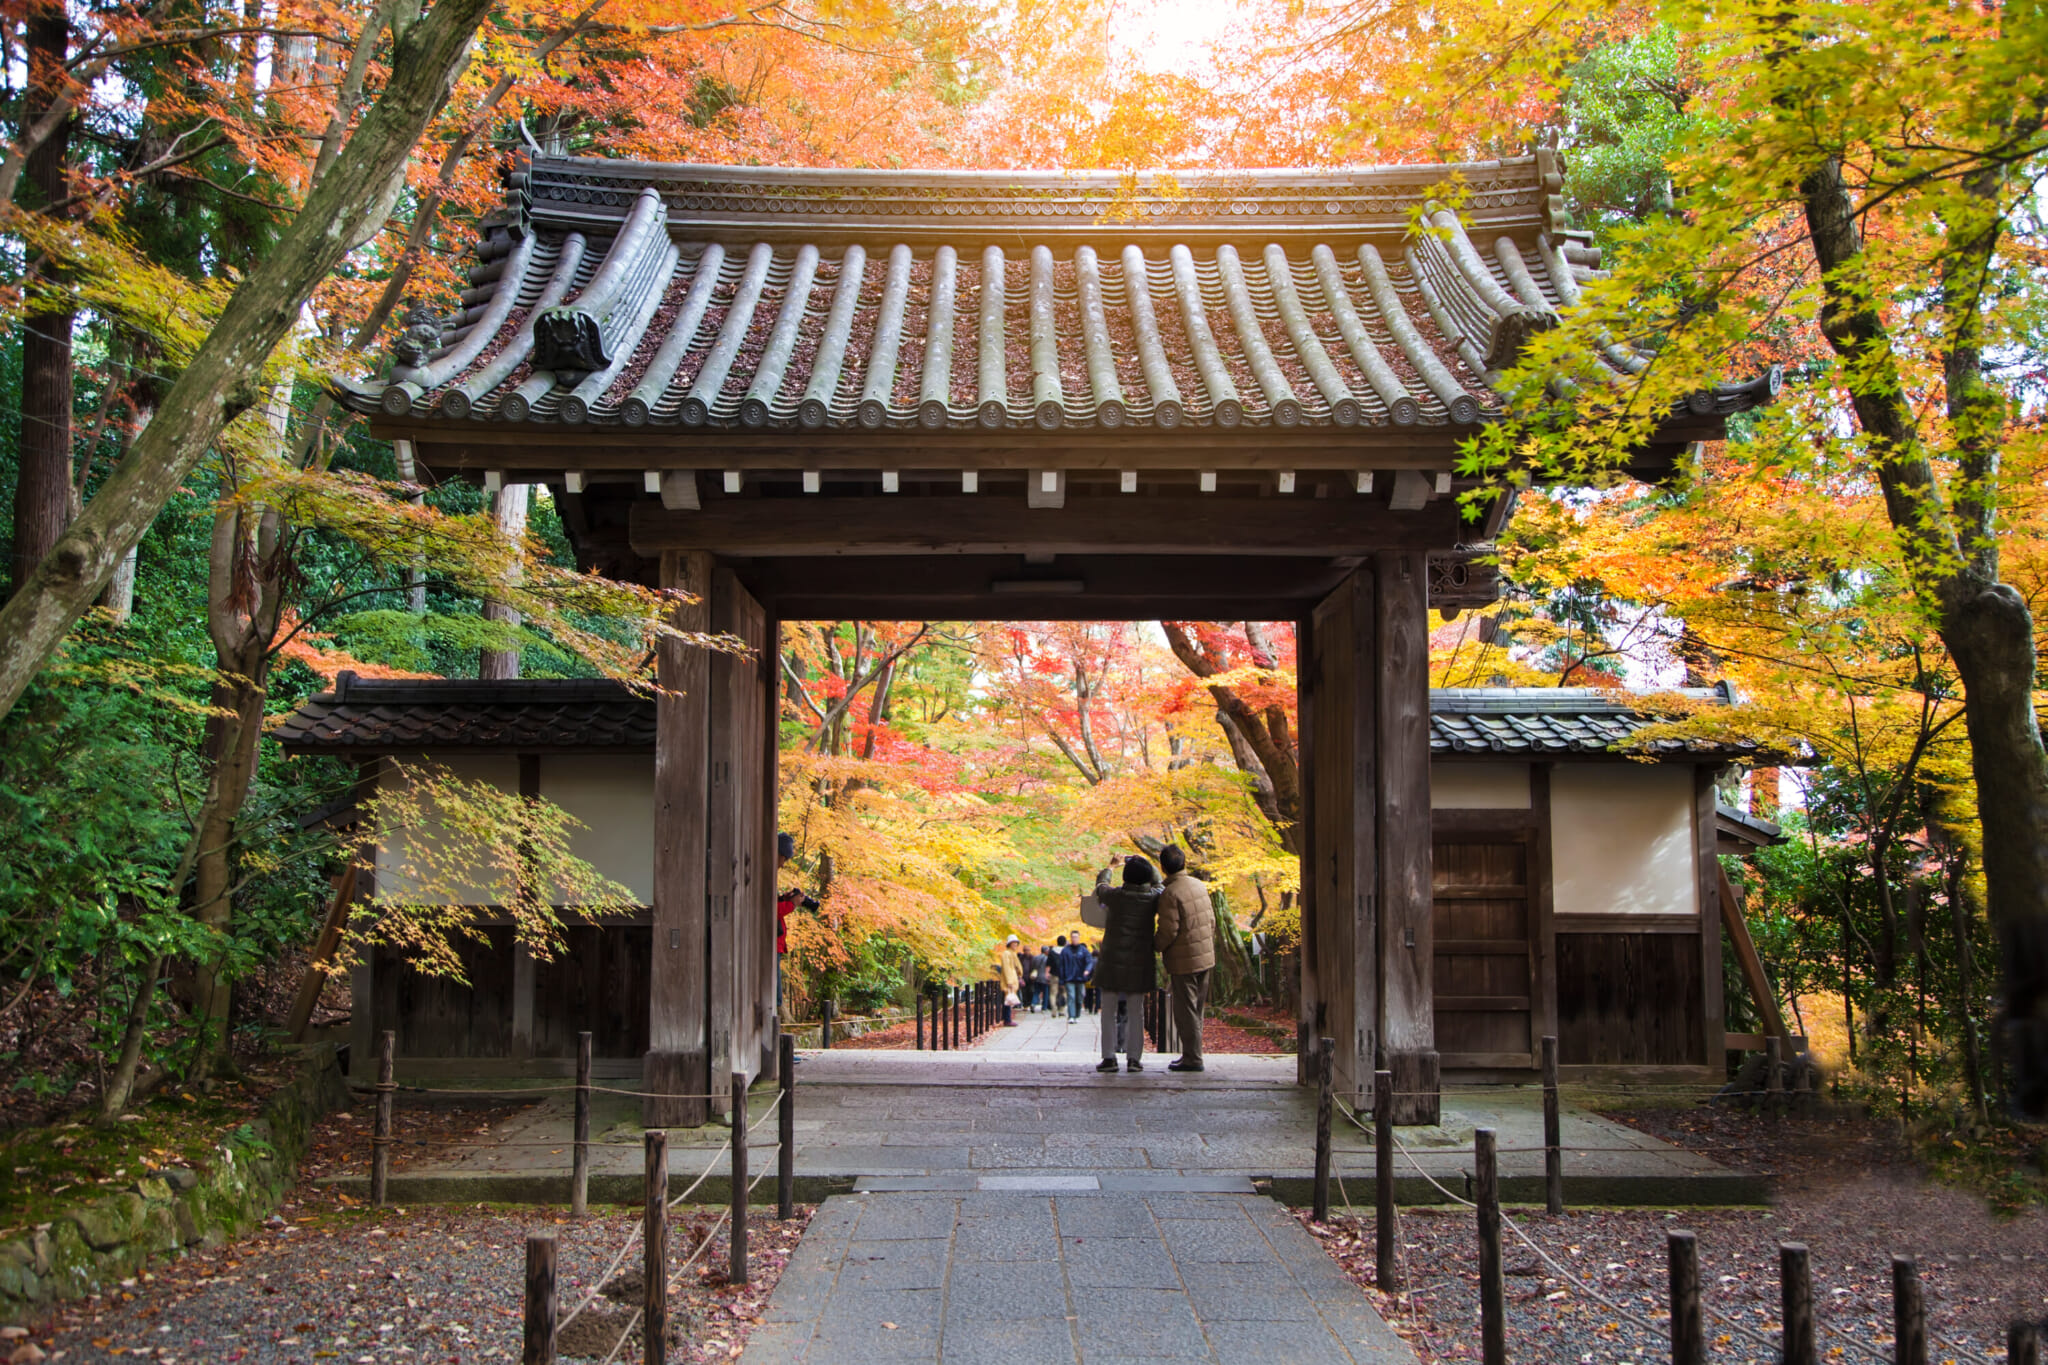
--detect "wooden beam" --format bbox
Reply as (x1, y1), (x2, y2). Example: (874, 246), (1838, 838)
(1717, 862), (1790, 1044)
(288, 862), (357, 1043)
(1696, 765), (1725, 1069)
(376, 423), (1726, 479)
(1376, 549), (1439, 1124)
(648, 550), (712, 1127)
(630, 496), (1462, 558)
(1529, 764), (1558, 1062)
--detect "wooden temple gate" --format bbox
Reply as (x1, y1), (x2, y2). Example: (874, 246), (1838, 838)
(338, 152), (1766, 1126)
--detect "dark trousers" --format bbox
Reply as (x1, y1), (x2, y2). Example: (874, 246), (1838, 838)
(1170, 969), (1210, 1063)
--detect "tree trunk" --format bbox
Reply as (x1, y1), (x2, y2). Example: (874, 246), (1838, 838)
(12, 0), (76, 600)
(186, 650), (270, 1074)
(0, 0), (496, 725)
(98, 955), (165, 1121)
(478, 481), (529, 678)
(1942, 589), (2048, 1117)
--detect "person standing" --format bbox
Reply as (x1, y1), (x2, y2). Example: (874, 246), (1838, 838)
(999, 935), (1024, 1027)
(1154, 844), (1217, 1072)
(1091, 855), (1161, 1072)
(1034, 945), (1055, 1012)
(1057, 934), (1088, 1021)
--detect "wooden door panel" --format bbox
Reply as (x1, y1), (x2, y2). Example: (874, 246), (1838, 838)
(1432, 838), (1535, 1069)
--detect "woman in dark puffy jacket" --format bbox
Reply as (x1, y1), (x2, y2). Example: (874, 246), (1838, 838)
(1090, 855), (1161, 1072)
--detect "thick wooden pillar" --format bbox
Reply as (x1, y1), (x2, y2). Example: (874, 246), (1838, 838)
(708, 570), (770, 1113)
(648, 550), (712, 1127)
(758, 613), (782, 1085)
(1308, 573), (1377, 1106)
(1376, 550), (1438, 1124)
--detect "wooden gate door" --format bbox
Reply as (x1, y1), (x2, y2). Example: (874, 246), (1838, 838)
(1431, 837), (1535, 1068)
(1430, 791), (1554, 1071)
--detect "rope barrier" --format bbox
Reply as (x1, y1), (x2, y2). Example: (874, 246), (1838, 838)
(1333, 1095), (2002, 1365)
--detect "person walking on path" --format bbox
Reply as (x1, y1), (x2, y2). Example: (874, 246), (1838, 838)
(1154, 844), (1217, 1072)
(1034, 945), (1056, 1012)
(999, 935), (1024, 1027)
(1091, 855), (1162, 1072)
(1057, 935), (1089, 1021)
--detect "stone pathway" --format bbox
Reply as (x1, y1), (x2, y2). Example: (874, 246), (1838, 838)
(969, 1001), (1124, 1053)
(740, 1187), (1418, 1364)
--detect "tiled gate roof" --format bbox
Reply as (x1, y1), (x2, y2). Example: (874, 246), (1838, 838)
(340, 153), (1776, 436)
(277, 675), (1751, 760)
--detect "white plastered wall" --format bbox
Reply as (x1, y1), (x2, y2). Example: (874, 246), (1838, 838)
(1430, 762), (1531, 809)
(376, 754), (521, 905)
(539, 754), (654, 906)
(1548, 765), (1697, 918)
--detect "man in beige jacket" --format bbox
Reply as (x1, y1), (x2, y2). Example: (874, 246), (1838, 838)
(1154, 845), (1216, 1071)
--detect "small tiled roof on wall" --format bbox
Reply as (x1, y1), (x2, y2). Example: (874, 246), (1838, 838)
(336, 151), (1777, 435)
(1429, 684), (1753, 759)
(272, 675), (653, 754)
(279, 675), (1750, 761)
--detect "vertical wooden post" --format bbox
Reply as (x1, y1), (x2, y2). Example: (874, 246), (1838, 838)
(1767, 1035), (1785, 1119)
(915, 991), (924, 1050)
(1313, 1037), (1334, 1222)
(1781, 1242), (1814, 1365)
(648, 549), (712, 1129)
(1542, 1034), (1563, 1215)
(643, 1130), (668, 1365)
(952, 986), (961, 1049)
(571, 1032), (591, 1217)
(820, 998), (833, 1050)
(729, 1074), (749, 1286)
(1669, 1230), (1702, 1365)
(778, 1033), (796, 1220)
(1377, 551), (1437, 1124)
(2010, 1320), (2041, 1365)
(1695, 764), (1726, 1068)
(1893, 1255), (1925, 1365)
(1474, 1127), (1504, 1365)
(523, 1234), (557, 1365)
(371, 1028), (394, 1207)
(1374, 1069), (1400, 1292)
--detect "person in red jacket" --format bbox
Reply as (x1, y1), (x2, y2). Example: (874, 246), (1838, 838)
(775, 832), (817, 1019)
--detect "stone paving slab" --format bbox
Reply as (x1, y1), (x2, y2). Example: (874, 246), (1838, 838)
(738, 1191), (1418, 1364)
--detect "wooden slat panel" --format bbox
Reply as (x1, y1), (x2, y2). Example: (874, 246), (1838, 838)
(1557, 931), (1704, 1065)
(379, 928), (515, 1058)
(1435, 938), (1530, 956)
(1431, 808), (1537, 836)
(1432, 885), (1531, 898)
(1441, 1051), (1536, 1069)
(1555, 913), (1699, 934)
(534, 926), (652, 1058)
(1437, 995), (1532, 1011)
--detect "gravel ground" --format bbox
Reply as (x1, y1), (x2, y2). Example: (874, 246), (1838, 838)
(10, 1090), (812, 1363)
(1299, 1106), (2048, 1362)
(25, 1200), (814, 1363)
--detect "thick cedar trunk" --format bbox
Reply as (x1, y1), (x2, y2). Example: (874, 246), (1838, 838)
(0, 0), (495, 724)
(478, 482), (529, 678)
(13, 1), (75, 598)
(1801, 154), (2048, 1117)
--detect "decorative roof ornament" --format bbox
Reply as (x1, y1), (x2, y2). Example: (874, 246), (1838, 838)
(387, 302), (445, 372)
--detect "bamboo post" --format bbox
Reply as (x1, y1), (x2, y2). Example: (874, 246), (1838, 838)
(571, 1031), (591, 1218)
(1375, 1068), (1400, 1293)
(1893, 1255), (1925, 1365)
(730, 1074), (749, 1286)
(1475, 1127), (1504, 1365)
(1767, 1035), (1785, 1119)
(643, 1130), (668, 1365)
(1313, 1036), (1334, 1222)
(523, 1233), (557, 1364)
(778, 1033), (796, 1220)
(1541, 1034), (1563, 1215)
(1781, 1242), (1814, 1365)
(371, 1029), (394, 1207)
(2011, 1320), (2042, 1365)
(1669, 1229), (1702, 1365)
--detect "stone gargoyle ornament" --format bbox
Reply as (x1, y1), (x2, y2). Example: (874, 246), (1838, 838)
(533, 306), (610, 381)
